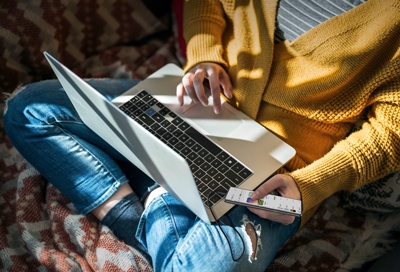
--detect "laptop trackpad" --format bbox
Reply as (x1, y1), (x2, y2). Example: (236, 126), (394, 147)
(182, 103), (243, 137)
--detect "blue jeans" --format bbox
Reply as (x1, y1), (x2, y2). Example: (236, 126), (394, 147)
(4, 79), (300, 271)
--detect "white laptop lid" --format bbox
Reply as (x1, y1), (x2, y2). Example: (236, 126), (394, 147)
(44, 52), (212, 224)
(44, 52), (296, 223)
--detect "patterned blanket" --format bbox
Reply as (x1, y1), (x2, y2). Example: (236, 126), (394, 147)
(1, 0), (400, 271)
(0, 41), (176, 272)
(3, 102), (400, 272)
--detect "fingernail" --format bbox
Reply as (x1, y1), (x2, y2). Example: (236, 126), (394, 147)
(251, 192), (259, 199)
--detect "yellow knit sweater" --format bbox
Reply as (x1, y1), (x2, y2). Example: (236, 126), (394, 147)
(183, 0), (400, 226)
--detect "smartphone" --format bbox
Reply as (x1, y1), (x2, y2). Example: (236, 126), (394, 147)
(224, 187), (302, 217)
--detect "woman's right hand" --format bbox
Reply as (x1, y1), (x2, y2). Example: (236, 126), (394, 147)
(176, 62), (233, 114)
(249, 174), (302, 225)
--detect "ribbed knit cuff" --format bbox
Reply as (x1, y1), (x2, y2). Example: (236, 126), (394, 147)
(289, 149), (357, 225)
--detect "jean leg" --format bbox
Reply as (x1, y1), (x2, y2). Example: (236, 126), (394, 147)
(4, 78), (139, 214)
(137, 193), (299, 272)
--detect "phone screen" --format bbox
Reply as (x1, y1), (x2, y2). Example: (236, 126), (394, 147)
(225, 187), (302, 216)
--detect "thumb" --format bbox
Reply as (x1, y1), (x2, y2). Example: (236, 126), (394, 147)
(251, 177), (280, 200)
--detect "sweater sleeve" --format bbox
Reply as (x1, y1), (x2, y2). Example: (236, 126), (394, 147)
(289, 75), (400, 219)
(183, 0), (228, 72)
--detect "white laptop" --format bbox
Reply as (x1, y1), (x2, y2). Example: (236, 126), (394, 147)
(44, 52), (295, 224)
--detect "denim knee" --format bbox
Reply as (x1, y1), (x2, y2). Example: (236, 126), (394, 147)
(4, 80), (70, 148)
(3, 79), (132, 214)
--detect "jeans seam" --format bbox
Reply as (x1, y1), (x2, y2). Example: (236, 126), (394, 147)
(54, 122), (128, 214)
(48, 119), (83, 126)
(137, 194), (182, 265)
(61, 126), (122, 181)
(160, 194), (181, 241)
(3, 85), (26, 115)
(175, 219), (202, 255)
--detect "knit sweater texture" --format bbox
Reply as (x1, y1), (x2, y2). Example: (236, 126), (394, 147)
(183, 0), (400, 226)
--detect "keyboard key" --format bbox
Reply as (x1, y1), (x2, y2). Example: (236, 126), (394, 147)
(195, 169), (206, 178)
(218, 164), (229, 173)
(215, 186), (228, 195)
(181, 147), (192, 156)
(194, 157), (205, 166)
(175, 142), (185, 151)
(220, 178), (236, 190)
(213, 173), (224, 182)
(178, 122), (190, 131)
(211, 159), (222, 168)
(168, 137), (179, 146)
(201, 174), (213, 184)
(137, 91), (147, 98)
(167, 125), (177, 133)
(145, 108), (156, 116)
(225, 170), (243, 185)
(239, 168), (252, 179)
(163, 132), (173, 141)
(131, 96), (140, 103)
(198, 149), (208, 158)
(150, 123), (161, 131)
(209, 193), (222, 205)
(208, 180), (219, 190)
(186, 127), (221, 155)
(143, 94), (153, 102)
(138, 114), (155, 126)
(151, 112), (164, 123)
(126, 103), (136, 111)
(185, 139), (196, 147)
(135, 100), (145, 108)
(148, 98), (158, 106)
(135, 118), (144, 126)
(217, 151), (229, 162)
(172, 117), (184, 126)
(223, 157), (236, 167)
(203, 188), (213, 202)
(173, 130), (183, 138)
(197, 183), (208, 194)
(190, 164), (199, 173)
(207, 168), (218, 177)
(231, 162), (244, 173)
(187, 152), (197, 161)
(133, 109), (142, 116)
(200, 162), (212, 171)
(156, 127), (167, 136)
(192, 144), (202, 152)
(159, 107), (170, 115)
(178, 134), (189, 142)
(160, 119), (170, 127)
(204, 154), (215, 163)
(140, 104), (150, 111)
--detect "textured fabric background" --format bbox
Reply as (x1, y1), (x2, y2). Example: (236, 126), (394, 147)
(0, 0), (178, 95)
(1, 0), (399, 271)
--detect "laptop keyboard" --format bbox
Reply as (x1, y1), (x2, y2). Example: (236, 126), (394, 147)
(119, 90), (253, 207)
